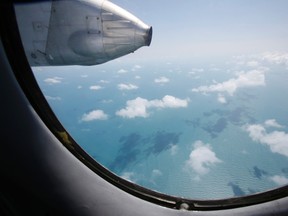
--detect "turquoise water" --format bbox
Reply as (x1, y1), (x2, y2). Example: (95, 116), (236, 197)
(33, 54), (288, 199)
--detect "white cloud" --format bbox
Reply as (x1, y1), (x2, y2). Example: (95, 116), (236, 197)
(260, 52), (288, 67)
(81, 75), (88, 78)
(192, 69), (266, 96)
(233, 52), (288, 70)
(148, 95), (189, 109)
(135, 75), (141, 79)
(44, 77), (63, 85)
(264, 119), (284, 128)
(81, 110), (108, 121)
(210, 67), (221, 72)
(246, 61), (260, 68)
(99, 80), (110, 84)
(232, 52), (287, 70)
(191, 68), (204, 73)
(241, 150), (248, 155)
(121, 172), (137, 183)
(185, 140), (222, 176)
(118, 69), (128, 74)
(116, 95), (189, 118)
(152, 169), (162, 177)
(270, 175), (288, 186)
(132, 65), (142, 71)
(45, 95), (61, 101)
(245, 120), (288, 157)
(169, 144), (179, 156)
(150, 169), (163, 184)
(116, 97), (149, 118)
(118, 83), (139, 90)
(89, 85), (102, 90)
(77, 85), (82, 89)
(217, 94), (227, 104)
(154, 76), (170, 84)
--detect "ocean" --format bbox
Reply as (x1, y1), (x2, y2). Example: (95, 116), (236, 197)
(33, 53), (288, 199)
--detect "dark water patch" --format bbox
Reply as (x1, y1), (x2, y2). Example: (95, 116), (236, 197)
(212, 118), (227, 133)
(109, 149), (140, 172)
(185, 118), (200, 128)
(228, 107), (246, 125)
(204, 109), (229, 118)
(202, 106), (255, 127)
(110, 131), (182, 172)
(228, 182), (246, 197)
(281, 168), (288, 175)
(109, 133), (148, 172)
(203, 117), (228, 138)
(147, 131), (181, 155)
(227, 106), (256, 126)
(251, 166), (268, 179)
(118, 133), (142, 153)
(203, 112), (212, 117)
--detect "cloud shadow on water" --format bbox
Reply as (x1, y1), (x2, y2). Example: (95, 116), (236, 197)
(118, 133), (142, 152)
(146, 131), (181, 155)
(109, 133), (148, 172)
(201, 106), (256, 138)
(204, 109), (229, 118)
(203, 117), (228, 138)
(282, 167), (288, 175)
(204, 106), (256, 126)
(227, 182), (246, 197)
(184, 118), (201, 128)
(251, 166), (268, 179)
(109, 131), (182, 174)
(228, 107), (251, 125)
(109, 149), (140, 172)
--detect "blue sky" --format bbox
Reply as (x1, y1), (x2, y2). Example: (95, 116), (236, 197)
(111, 0), (288, 61)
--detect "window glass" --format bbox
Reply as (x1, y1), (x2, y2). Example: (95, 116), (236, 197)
(15, 0), (288, 199)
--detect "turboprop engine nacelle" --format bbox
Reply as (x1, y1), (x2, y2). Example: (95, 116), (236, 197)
(15, 0), (152, 66)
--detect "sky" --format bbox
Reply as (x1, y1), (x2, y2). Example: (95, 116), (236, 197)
(110, 0), (288, 61)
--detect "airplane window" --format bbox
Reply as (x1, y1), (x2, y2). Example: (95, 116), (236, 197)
(13, 0), (288, 201)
